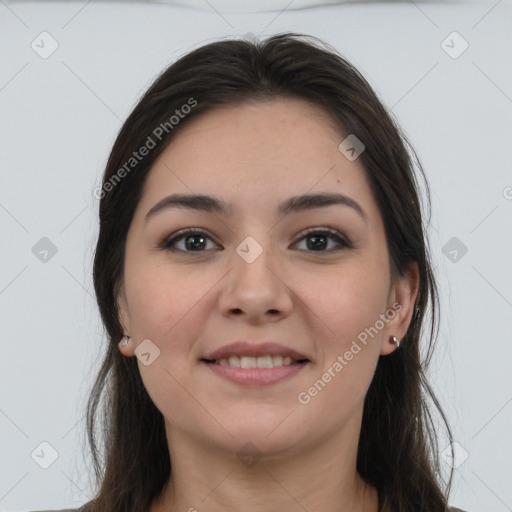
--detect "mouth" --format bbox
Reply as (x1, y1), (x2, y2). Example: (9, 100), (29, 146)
(201, 357), (310, 386)
(201, 355), (310, 368)
(200, 341), (311, 386)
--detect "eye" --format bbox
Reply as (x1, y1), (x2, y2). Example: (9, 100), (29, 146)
(159, 228), (220, 253)
(159, 227), (351, 254)
(292, 227), (352, 252)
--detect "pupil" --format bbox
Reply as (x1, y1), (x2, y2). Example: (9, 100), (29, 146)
(307, 234), (327, 250)
(186, 235), (206, 250)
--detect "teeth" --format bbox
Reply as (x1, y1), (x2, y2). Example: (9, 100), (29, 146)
(228, 355), (240, 367)
(241, 356), (255, 369)
(216, 355), (298, 368)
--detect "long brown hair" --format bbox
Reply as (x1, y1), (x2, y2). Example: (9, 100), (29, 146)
(86, 32), (455, 511)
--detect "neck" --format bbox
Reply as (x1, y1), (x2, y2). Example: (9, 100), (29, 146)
(151, 424), (380, 512)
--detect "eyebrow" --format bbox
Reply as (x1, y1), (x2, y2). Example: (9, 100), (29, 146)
(144, 192), (367, 224)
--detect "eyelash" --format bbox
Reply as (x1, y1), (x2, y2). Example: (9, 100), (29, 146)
(158, 226), (352, 254)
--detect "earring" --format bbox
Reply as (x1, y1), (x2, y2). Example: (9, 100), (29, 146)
(120, 336), (130, 347)
(391, 335), (401, 349)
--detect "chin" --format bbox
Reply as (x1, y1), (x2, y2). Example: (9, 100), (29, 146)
(215, 413), (309, 453)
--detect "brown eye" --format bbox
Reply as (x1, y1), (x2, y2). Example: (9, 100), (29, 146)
(293, 228), (351, 252)
(160, 229), (219, 252)
(159, 227), (351, 254)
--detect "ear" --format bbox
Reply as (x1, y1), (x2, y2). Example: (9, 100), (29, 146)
(380, 261), (420, 356)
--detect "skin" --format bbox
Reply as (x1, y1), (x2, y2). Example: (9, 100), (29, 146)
(117, 98), (419, 512)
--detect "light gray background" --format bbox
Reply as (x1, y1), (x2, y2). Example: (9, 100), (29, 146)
(1, 1), (511, 511)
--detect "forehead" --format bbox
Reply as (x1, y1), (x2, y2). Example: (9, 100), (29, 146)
(135, 98), (379, 224)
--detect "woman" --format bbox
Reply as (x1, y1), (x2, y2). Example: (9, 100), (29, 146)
(33, 33), (468, 512)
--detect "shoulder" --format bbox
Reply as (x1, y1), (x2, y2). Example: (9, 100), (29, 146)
(450, 507), (469, 512)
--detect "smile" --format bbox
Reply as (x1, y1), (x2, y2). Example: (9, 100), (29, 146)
(204, 355), (308, 368)
(201, 358), (309, 386)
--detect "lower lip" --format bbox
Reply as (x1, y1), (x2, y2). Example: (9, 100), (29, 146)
(202, 361), (308, 386)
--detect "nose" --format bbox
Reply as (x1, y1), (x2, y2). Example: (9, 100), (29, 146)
(217, 237), (293, 325)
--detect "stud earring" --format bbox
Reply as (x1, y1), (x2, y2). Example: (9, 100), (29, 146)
(120, 336), (130, 347)
(391, 335), (401, 349)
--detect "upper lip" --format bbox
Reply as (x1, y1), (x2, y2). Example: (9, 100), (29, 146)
(202, 341), (310, 362)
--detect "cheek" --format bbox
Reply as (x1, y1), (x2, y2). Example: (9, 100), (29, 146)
(124, 256), (201, 337)
(125, 259), (210, 426)
(124, 256), (222, 388)
(296, 269), (385, 408)
(300, 264), (388, 340)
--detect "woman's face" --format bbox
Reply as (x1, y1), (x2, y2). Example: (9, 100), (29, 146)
(117, 98), (418, 457)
